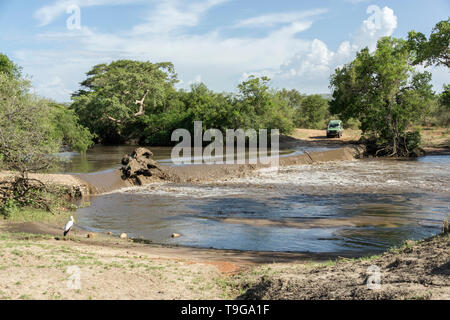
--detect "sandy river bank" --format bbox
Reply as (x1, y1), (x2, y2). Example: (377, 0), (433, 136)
(0, 219), (448, 300)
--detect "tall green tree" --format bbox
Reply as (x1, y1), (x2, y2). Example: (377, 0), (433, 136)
(48, 102), (94, 152)
(407, 18), (450, 68)
(236, 76), (294, 133)
(72, 60), (178, 144)
(296, 95), (329, 129)
(0, 53), (21, 78)
(330, 37), (434, 156)
(0, 74), (60, 175)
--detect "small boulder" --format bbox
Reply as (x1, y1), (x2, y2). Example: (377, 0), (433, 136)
(121, 147), (158, 180)
(86, 232), (95, 239)
(120, 233), (128, 239)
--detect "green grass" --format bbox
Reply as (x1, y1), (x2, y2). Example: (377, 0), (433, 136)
(2, 207), (71, 224)
(0, 232), (54, 242)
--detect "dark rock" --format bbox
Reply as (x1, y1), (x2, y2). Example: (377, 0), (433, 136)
(121, 147), (158, 180)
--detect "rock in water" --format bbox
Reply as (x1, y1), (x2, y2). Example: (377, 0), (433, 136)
(121, 147), (176, 185)
(121, 148), (167, 184)
(171, 233), (181, 238)
(121, 147), (157, 178)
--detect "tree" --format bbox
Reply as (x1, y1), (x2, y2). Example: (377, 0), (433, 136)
(0, 55), (94, 215)
(0, 74), (65, 212)
(440, 84), (450, 108)
(236, 76), (294, 133)
(48, 102), (94, 152)
(435, 84), (450, 127)
(0, 75), (60, 175)
(72, 60), (178, 144)
(180, 83), (234, 133)
(0, 53), (21, 78)
(296, 95), (329, 129)
(407, 18), (450, 68)
(330, 37), (434, 156)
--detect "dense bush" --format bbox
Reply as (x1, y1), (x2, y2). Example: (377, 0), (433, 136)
(330, 37), (435, 157)
(362, 131), (423, 157)
(0, 54), (92, 215)
(72, 63), (297, 145)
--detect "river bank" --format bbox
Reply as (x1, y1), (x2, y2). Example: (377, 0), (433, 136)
(0, 131), (448, 300)
(0, 219), (448, 300)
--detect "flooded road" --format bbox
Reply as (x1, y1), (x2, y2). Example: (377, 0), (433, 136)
(75, 154), (450, 255)
(58, 145), (172, 173)
(57, 145), (332, 173)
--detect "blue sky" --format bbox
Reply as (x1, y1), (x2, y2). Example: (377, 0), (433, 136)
(0, 0), (448, 102)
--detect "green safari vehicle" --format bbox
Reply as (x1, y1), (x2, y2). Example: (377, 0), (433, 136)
(326, 120), (343, 138)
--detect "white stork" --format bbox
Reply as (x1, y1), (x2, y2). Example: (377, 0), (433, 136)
(63, 216), (75, 236)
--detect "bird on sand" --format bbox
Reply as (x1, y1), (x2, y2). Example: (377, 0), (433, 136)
(63, 216), (75, 236)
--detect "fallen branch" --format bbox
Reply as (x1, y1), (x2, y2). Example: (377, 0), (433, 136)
(134, 89), (149, 117)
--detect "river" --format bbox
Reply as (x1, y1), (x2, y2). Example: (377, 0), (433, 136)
(65, 146), (450, 255)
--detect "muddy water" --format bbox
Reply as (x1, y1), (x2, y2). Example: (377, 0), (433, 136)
(57, 145), (330, 173)
(75, 154), (450, 255)
(58, 145), (172, 173)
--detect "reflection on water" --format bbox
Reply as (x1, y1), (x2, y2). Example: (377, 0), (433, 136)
(77, 192), (449, 253)
(58, 145), (174, 173)
(57, 145), (330, 173)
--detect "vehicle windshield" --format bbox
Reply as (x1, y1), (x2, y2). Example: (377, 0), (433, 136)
(328, 123), (340, 128)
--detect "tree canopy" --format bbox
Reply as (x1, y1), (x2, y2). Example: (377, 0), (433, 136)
(330, 37), (434, 156)
(72, 63), (296, 145)
(407, 18), (450, 68)
(0, 53), (21, 79)
(0, 54), (94, 176)
(72, 60), (178, 144)
(0, 74), (60, 174)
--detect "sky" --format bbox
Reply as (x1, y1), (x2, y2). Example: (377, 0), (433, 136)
(0, 0), (448, 102)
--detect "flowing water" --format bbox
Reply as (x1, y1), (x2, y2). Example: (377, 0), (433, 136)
(57, 144), (332, 173)
(72, 147), (450, 255)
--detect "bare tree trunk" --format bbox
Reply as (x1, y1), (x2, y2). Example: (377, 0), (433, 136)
(105, 89), (149, 123)
(134, 90), (150, 117)
(105, 116), (122, 124)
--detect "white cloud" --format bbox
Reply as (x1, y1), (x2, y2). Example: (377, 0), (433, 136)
(26, 0), (319, 100)
(353, 5), (398, 51)
(32, 76), (72, 100)
(264, 5), (399, 93)
(188, 74), (202, 85)
(233, 9), (327, 28)
(343, 0), (371, 4)
(34, 0), (143, 26)
(23, 3), (446, 101)
(132, 0), (229, 35)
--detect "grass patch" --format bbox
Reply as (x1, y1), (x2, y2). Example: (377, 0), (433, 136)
(2, 206), (71, 224)
(0, 232), (54, 242)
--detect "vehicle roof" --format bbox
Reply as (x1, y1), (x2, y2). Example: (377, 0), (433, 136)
(328, 120), (342, 124)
